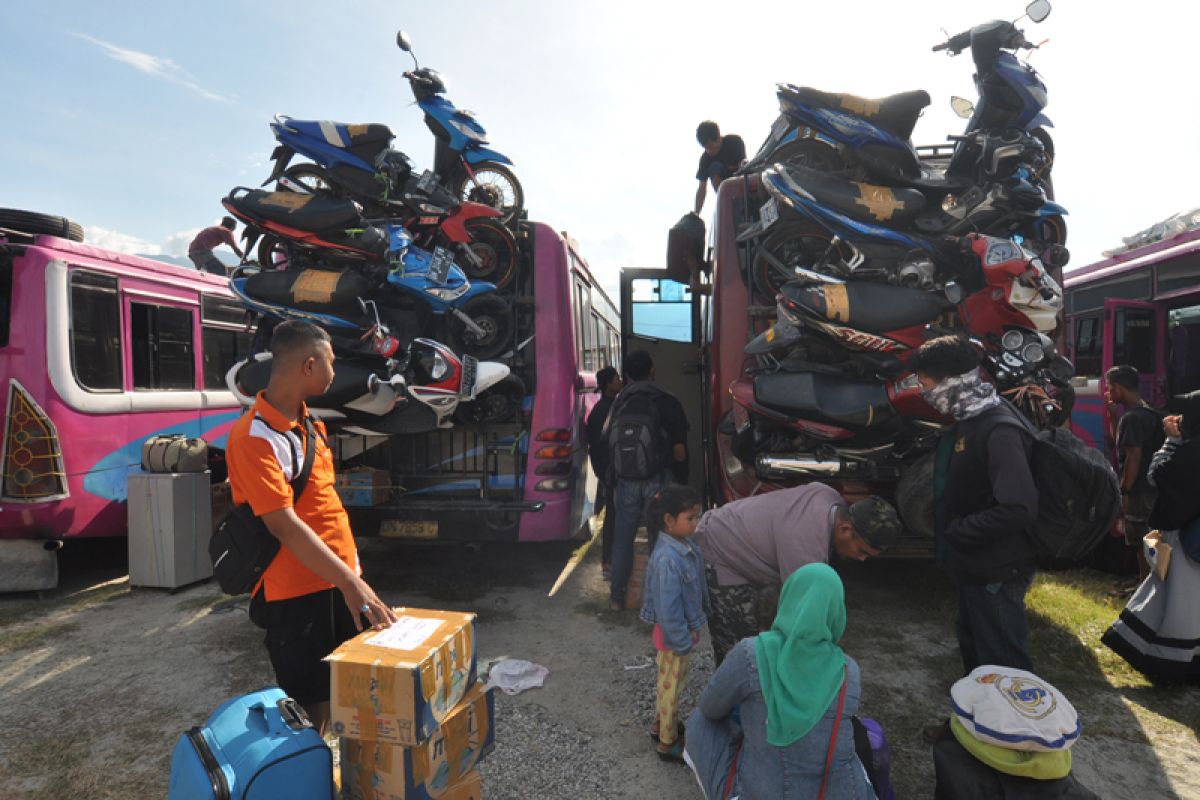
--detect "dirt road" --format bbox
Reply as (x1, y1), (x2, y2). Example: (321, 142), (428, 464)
(1, 537), (1196, 798)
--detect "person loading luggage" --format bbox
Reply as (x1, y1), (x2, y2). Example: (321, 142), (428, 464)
(226, 321), (398, 733)
(693, 120), (745, 214)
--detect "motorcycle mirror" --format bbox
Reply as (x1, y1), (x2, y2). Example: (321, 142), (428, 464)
(944, 281), (964, 304)
(396, 30), (412, 51)
(950, 96), (975, 119)
(1026, 0), (1051, 23)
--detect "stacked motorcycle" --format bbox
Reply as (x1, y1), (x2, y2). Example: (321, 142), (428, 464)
(222, 30), (528, 436)
(718, 1), (1075, 522)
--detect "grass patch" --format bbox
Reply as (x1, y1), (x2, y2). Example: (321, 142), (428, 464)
(0, 621), (80, 653)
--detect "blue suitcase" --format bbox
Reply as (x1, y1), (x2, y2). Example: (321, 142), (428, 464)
(168, 687), (334, 800)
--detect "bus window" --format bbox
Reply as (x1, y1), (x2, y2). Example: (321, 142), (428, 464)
(631, 277), (693, 343)
(69, 270), (122, 391)
(0, 252), (11, 347)
(1168, 304), (1200, 396)
(131, 302), (196, 390)
(1072, 315), (1102, 377)
(201, 295), (252, 390)
(1113, 306), (1156, 374)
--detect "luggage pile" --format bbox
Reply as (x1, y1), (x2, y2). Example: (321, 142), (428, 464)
(167, 606), (493, 799)
(327, 607), (493, 800)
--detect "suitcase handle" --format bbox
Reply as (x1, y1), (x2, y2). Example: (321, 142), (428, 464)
(247, 697), (314, 736)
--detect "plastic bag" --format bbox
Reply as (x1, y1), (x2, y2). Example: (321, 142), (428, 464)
(486, 658), (549, 695)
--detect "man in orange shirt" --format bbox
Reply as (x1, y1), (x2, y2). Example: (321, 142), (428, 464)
(227, 320), (397, 732)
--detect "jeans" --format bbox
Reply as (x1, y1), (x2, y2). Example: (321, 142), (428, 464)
(610, 472), (670, 605)
(956, 572), (1035, 674)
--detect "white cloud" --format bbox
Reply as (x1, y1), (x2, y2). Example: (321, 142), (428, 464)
(83, 224), (162, 255)
(163, 229), (202, 257)
(71, 33), (232, 103)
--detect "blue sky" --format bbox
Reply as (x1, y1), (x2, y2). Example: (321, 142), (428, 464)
(3, 1), (1198, 296)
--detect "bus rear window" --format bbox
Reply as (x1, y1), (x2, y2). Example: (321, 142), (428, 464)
(0, 252), (11, 348)
(70, 270), (122, 391)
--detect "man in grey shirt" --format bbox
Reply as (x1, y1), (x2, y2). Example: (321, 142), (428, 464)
(695, 483), (901, 664)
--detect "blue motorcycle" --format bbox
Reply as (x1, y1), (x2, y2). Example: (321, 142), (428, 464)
(746, 158), (1066, 298)
(742, 0), (1055, 191)
(229, 225), (514, 360)
(397, 30), (524, 224)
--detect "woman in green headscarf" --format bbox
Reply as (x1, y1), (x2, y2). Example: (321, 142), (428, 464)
(683, 564), (877, 799)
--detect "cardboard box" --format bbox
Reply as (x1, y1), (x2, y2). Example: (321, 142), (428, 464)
(340, 686), (494, 800)
(327, 608), (477, 746)
(336, 467), (391, 507)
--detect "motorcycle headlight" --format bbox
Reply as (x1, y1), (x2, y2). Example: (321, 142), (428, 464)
(449, 118), (487, 143)
(430, 353), (449, 381)
(426, 285), (469, 301)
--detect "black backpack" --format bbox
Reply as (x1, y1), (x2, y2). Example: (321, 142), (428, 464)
(606, 384), (668, 481)
(994, 404), (1121, 564)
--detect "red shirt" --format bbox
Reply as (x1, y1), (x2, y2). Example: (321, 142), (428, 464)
(189, 225), (237, 253)
(226, 392), (360, 601)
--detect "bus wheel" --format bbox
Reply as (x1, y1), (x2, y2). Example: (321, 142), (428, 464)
(462, 218), (518, 289)
(455, 375), (525, 424)
(449, 295), (514, 361)
(0, 208), (85, 242)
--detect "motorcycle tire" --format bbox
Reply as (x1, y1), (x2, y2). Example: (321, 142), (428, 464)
(1031, 127), (1055, 200)
(751, 223), (851, 301)
(454, 374), (526, 425)
(454, 161), (524, 226)
(256, 234), (293, 269)
(461, 217), (518, 289)
(280, 163), (338, 195)
(768, 137), (846, 173)
(447, 294), (514, 361)
(0, 207), (85, 242)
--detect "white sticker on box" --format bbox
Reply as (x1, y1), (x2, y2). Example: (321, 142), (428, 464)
(367, 616), (442, 650)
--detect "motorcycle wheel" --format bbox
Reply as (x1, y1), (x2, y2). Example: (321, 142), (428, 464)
(1031, 127), (1055, 200)
(769, 137), (846, 172)
(454, 375), (526, 425)
(448, 294), (514, 361)
(280, 163), (337, 194)
(461, 218), (519, 289)
(454, 162), (524, 226)
(751, 223), (852, 300)
(256, 234), (292, 269)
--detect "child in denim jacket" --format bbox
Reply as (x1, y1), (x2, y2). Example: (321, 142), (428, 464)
(640, 484), (707, 762)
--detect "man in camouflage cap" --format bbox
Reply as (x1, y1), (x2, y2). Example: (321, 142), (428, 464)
(695, 483), (902, 664)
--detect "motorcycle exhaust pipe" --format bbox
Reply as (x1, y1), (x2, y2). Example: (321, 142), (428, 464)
(757, 454), (847, 478)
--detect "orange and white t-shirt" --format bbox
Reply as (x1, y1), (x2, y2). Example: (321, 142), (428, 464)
(226, 392), (361, 601)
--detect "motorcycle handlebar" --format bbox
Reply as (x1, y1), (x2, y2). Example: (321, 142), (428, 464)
(933, 29), (972, 54)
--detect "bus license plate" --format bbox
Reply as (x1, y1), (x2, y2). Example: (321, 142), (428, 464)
(460, 355), (479, 398)
(760, 197), (780, 229)
(427, 247), (453, 285)
(380, 520), (439, 539)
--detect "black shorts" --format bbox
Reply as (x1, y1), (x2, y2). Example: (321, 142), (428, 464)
(249, 588), (358, 707)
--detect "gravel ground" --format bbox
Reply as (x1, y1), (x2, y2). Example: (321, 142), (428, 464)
(1, 535), (1197, 799)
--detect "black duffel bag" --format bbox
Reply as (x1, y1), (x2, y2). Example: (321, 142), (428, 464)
(209, 417), (316, 595)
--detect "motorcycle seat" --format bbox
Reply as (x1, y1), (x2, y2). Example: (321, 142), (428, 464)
(285, 119), (395, 163)
(228, 188), (363, 232)
(244, 267), (375, 313)
(775, 162), (927, 224)
(779, 85), (931, 141)
(754, 371), (895, 429)
(780, 280), (948, 334)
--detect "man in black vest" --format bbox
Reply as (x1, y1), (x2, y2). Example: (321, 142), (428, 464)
(912, 336), (1039, 676)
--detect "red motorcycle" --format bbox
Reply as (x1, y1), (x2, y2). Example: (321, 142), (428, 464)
(729, 233), (1071, 483)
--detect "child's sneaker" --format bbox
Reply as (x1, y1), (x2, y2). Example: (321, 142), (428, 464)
(655, 737), (686, 764)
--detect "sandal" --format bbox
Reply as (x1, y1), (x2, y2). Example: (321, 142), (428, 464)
(649, 721), (686, 743)
(656, 738), (686, 764)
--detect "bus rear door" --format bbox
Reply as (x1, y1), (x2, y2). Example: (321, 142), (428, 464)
(619, 270), (706, 495)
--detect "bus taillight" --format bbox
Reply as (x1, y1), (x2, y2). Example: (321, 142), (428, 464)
(536, 429), (571, 442)
(2, 381), (68, 501)
(534, 445), (571, 460)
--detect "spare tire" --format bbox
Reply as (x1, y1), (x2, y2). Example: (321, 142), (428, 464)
(0, 208), (85, 242)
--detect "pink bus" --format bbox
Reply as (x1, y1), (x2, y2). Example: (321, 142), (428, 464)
(1064, 223), (1200, 458)
(335, 221), (620, 542)
(0, 212), (247, 589)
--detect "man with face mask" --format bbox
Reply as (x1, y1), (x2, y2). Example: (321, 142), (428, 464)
(912, 336), (1039, 682)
